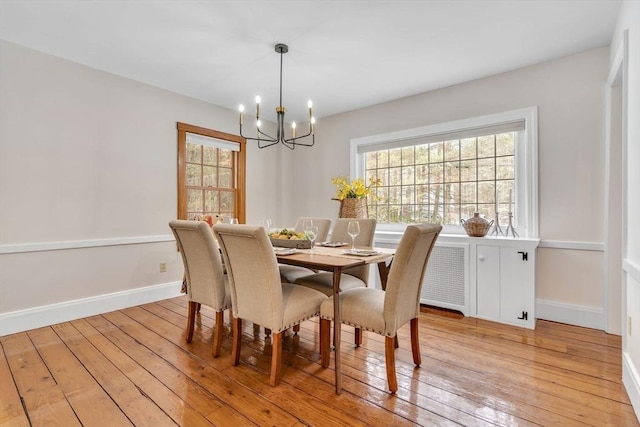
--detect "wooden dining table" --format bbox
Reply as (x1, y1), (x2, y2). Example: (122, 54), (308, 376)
(276, 245), (394, 394)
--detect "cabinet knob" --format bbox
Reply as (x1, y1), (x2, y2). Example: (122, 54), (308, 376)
(478, 255), (485, 261)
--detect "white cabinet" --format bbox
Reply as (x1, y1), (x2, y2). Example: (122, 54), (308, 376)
(475, 240), (538, 329)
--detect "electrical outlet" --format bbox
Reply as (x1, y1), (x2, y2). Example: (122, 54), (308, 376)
(159, 262), (167, 273)
(628, 316), (632, 336)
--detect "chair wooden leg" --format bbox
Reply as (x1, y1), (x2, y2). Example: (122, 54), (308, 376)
(385, 336), (398, 393)
(293, 324), (300, 335)
(394, 335), (399, 349)
(320, 318), (331, 368)
(354, 327), (363, 347)
(270, 332), (283, 386)
(212, 311), (224, 358)
(231, 317), (242, 366)
(264, 327), (271, 337)
(410, 317), (421, 366)
(186, 301), (197, 343)
(196, 302), (202, 313)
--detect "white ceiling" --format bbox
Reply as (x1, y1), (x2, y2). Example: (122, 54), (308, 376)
(0, 0), (622, 124)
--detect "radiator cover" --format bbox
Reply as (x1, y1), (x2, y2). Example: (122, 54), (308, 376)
(420, 244), (468, 315)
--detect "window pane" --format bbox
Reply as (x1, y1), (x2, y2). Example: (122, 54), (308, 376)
(477, 135), (495, 158)
(429, 142), (443, 163)
(460, 138), (476, 160)
(416, 164), (428, 184)
(402, 185), (415, 204)
(377, 151), (389, 168)
(496, 133), (515, 156)
(389, 148), (402, 167)
(402, 166), (415, 185)
(416, 184), (429, 204)
(204, 190), (218, 212)
(389, 186), (401, 204)
(416, 145), (429, 164)
(459, 160), (476, 182)
(219, 149), (232, 167)
(203, 146), (217, 165)
(219, 167), (232, 188)
(477, 158), (495, 181)
(365, 152), (377, 169)
(445, 183), (460, 204)
(187, 164), (201, 186)
(444, 161), (459, 182)
(203, 165), (217, 187)
(497, 156), (515, 179)
(187, 143), (201, 163)
(461, 182), (476, 204)
(220, 190), (235, 212)
(444, 140), (460, 161)
(187, 189), (203, 212)
(402, 146), (415, 166)
(377, 168), (389, 186)
(429, 163), (443, 184)
(389, 167), (401, 186)
(478, 181), (495, 204)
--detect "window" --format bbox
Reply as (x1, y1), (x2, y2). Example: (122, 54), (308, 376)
(350, 108), (538, 237)
(177, 122), (246, 223)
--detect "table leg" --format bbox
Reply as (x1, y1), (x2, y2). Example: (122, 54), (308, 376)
(333, 266), (343, 394)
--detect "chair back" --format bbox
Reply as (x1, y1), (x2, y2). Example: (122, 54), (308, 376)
(214, 224), (284, 329)
(383, 224), (442, 331)
(294, 217), (332, 242)
(169, 220), (228, 310)
(331, 218), (377, 282)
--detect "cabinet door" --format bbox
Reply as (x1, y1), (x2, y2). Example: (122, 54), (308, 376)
(476, 245), (500, 319)
(500, 248), (533, 326)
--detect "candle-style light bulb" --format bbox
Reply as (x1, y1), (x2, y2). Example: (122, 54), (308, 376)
(291, 121), (296, 138)
(256, 119), (262, 128)
(255, 95), (261, 119)
(307, 100), (313, 119)
(311, 116), (316, 134)
(239, 104), (244, 125)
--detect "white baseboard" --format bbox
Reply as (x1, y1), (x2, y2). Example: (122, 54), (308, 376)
(536, 299), (605, 330)
(0, 281), (183, 336)
(623, 351), (640, 422)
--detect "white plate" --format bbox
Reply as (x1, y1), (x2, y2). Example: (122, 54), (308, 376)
(273, 248), (297, 255)
(343, 249), (380, 257)
(320, 241), (348, 247)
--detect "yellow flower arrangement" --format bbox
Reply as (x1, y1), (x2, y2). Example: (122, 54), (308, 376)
(331, 176), (382, 200)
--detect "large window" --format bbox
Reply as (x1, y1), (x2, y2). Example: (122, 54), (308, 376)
(351, 108), (538, 237)
(177, 122), (246, 223)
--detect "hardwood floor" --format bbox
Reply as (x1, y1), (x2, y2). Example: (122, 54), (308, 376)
(1, 296), (638, 426)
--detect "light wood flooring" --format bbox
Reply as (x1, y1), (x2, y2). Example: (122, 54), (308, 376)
(1, 296), (638, 426)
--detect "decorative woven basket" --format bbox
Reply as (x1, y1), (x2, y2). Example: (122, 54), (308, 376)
(337, 198), (368, 219)
(461, 213), (493, 237)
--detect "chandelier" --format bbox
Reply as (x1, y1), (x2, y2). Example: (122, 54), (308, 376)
(238, 43), (315, 149)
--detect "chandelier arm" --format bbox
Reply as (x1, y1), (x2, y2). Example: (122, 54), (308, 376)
(239, 124), (277, 143)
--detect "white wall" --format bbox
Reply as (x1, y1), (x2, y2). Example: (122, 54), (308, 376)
(611, 0), (640, 420)
(286, 47), (610, 329)
(0, 40), (279, 333)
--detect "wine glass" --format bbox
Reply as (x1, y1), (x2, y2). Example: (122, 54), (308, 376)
(229, 217), (238, 225)
(259, 217), (272, 231)
(302, 219), (313, 233)
(306, 225), (318, 254)
(347, 221), (360, 253)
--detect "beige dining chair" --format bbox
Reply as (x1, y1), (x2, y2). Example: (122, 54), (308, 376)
(169, 220), (231, 357)
(213, 224), (327, 386)
(279, 217), (332, 283)
(319, 223), (441, 393)
(294, 218), (377, 295)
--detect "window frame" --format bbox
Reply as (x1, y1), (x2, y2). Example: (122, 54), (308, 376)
(350, 107), (538, 237)
(177, 122), (246, 223)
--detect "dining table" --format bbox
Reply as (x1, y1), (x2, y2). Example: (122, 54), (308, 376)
(275, 244), (394, 394)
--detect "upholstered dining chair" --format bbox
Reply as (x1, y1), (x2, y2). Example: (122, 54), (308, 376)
(293, 218), (377, 295)
(169, 220), (231, 357)
(213, 224), (327, 386)
(279, 217), (332, 283)
(319, 223), (441, 393)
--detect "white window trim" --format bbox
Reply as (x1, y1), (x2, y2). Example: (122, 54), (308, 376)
(350, 107), (538, 238)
